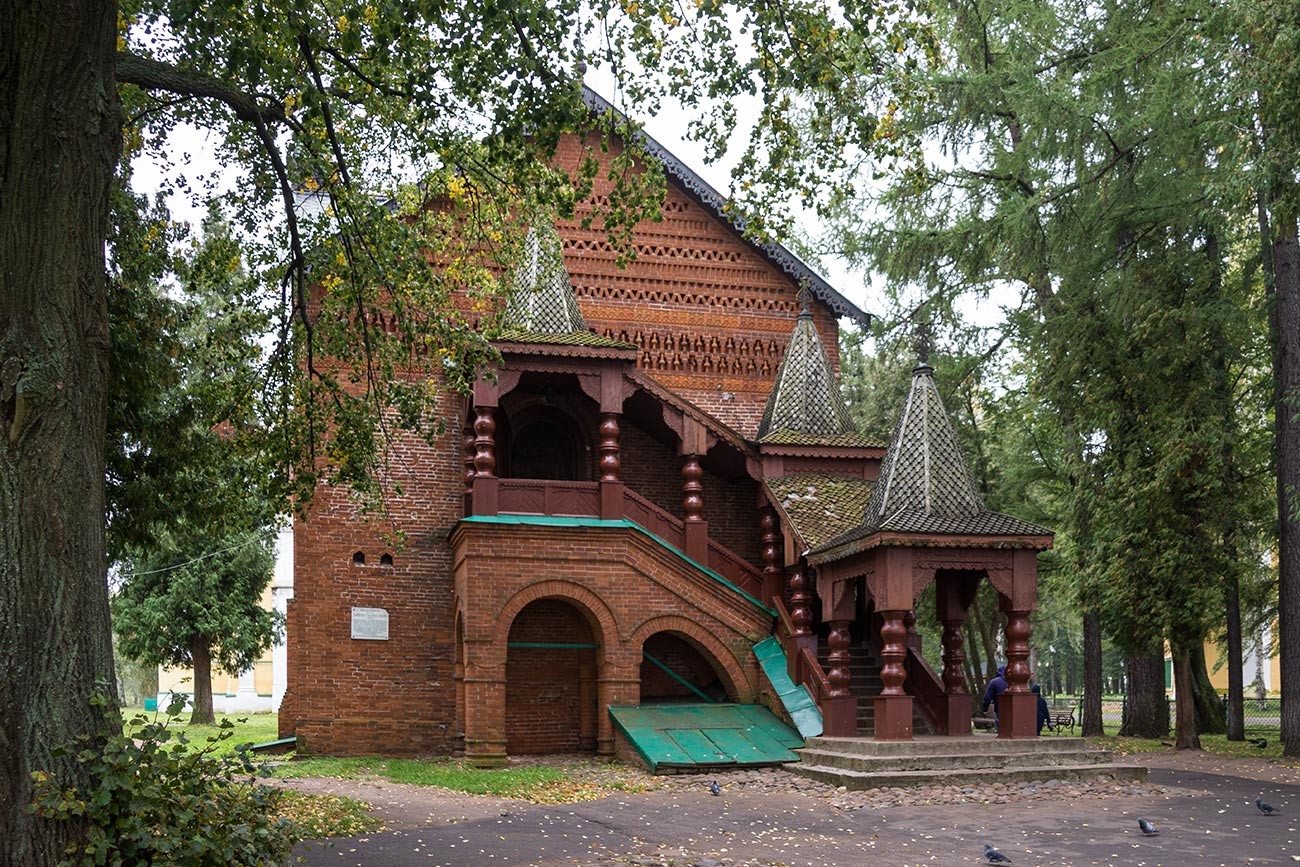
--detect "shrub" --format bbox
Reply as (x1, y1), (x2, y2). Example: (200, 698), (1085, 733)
(31, 693), (302, 866)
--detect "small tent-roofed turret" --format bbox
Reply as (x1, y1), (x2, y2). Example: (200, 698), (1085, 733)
(756, 303), (869, 446)
(501, 224), (587, 335)
(823, 361), (1051, 545)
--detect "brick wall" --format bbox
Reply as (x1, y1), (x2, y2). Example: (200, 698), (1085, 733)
(549, 132), (843, 438)
(505, 600), (596, 754)
(280, 390), (464, 756)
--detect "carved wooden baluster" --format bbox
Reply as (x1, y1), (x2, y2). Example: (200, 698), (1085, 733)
(472, 406), (496, 478)
(788, 562), (814, 637)
(598, 413), (621, 482)
(1004, 610), (1032, 693)
(940, 620), (967, 694)
(879, 610), (909, 696)
(759, 507), (782, 607)
(826, 621), (853, 697)
(463, 422), (476, 492)
(681, 454), (704, 523)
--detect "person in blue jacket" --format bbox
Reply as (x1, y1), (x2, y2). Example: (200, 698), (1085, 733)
(1033, 684), (1050, 735)
(982, 665), (1008, 722)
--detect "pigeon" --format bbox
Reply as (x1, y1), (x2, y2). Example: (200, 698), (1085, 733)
(1257, 797), (1280, 815)
(1138, 818), (1159, 836)
(709, 780), (721, 796)
(984, 843), (1012, 863)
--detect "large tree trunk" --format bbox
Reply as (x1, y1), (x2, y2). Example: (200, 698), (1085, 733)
(0, 1), (122, 862)
(189, 636), (216, 725)
(1191, 642), (1227, 735)
(1081, 609), (1104, 736)
(1272, 218), (1300, 758)
(1172, 646), (1202, 750)
(1120, 647), (1169, 739)
(1225, 568), (1247, 740)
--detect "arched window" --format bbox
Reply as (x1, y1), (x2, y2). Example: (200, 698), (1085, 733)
(507, 407), (589, 481)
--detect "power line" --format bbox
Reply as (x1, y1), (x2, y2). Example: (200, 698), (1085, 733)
(121, 535), (269, 578)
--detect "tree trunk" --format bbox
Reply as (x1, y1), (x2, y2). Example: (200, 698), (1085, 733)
(1081, 609), (1104, 736)
(1120, 647), (1168, 739)
(1191, 642), (1227, 735)
(0, 2), (121, 863)
(1271, 218), (1300, 758)
(189, 636), (216, 726)
(1225, 567), (1247, 741)
(964, 618), (986, 699)
(1171, 646), (1202, 750)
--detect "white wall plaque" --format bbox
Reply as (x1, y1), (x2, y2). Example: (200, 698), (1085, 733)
(351, 607), (389, 640)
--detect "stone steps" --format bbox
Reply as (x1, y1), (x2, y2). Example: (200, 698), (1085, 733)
(796, 747), (1111, 773)
(787, 736), (1147, 790)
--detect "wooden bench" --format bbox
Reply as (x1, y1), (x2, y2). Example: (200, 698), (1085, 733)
(973, 715), (997, 732)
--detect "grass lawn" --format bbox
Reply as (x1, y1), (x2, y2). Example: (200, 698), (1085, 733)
(122, 707), (281, 756)
(273, 790), (382, 838)
(273, 756), (651, 804)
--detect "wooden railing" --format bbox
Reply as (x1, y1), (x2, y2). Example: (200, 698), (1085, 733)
(797, 645), (832, 706)
(706, 541), (765, 600)
(621, 487), (685, 551)
(492, 478), (764, 601)
(904, 647), (947, 732)
(498, 479), (600, 517)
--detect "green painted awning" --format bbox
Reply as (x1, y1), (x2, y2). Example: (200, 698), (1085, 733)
(608, 703), (803, 773)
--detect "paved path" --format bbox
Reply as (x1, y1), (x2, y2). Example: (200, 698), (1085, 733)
(292, 755), (1300, 866)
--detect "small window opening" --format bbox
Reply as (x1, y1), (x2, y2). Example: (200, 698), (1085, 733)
(352, 551), (366, 565)
(380, 553), (393, 566)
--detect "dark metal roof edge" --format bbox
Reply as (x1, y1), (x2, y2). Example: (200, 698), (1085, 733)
(580, 86), (871, 327)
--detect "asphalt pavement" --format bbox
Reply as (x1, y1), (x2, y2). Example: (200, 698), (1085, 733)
(295, 762), (1300, 866)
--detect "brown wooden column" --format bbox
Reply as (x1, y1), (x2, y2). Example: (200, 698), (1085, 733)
(681, 453), (707, 562)
(759, 507), (783, 607)
(785, 561), (818, 684)
(822, 619), (858, 736)
(935, 573), (974, 735)
(462, 418), (475, 516)
(998, 600), (1037, 737)
(598, 412), (623, 519)
(874, 608), (914, 740)
(470, 404), (498, 516)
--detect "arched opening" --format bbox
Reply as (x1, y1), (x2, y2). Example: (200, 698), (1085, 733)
(505, 406), (590, 481)
(639, 631), (730, 704)
(505, 599), (599, 754)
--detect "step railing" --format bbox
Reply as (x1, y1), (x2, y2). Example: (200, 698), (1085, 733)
(493, 478), (764, 601)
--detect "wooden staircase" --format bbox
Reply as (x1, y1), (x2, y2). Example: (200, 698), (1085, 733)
(817, 640), (935, 736)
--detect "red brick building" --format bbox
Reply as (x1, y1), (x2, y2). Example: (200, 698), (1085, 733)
(279, 90), (1052, 765)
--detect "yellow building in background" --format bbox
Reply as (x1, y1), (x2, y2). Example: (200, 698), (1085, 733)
(156, 527), (294, 713)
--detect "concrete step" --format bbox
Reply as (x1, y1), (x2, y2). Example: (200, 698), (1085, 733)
(787, 761), (1148, 790)
(804, 735), (1099, 757)
(795, 747), (1112, 773)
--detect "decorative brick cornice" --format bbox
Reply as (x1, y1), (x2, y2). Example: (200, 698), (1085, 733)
(581, 86), (871, 327)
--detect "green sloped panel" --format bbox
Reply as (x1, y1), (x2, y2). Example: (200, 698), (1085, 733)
(752, 638), (822, 739)
(668, 728), (738, 764)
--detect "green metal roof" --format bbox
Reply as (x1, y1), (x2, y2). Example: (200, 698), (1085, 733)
(608, 703), (803, 772)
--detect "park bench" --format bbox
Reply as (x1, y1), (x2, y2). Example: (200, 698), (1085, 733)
(1044, 697), (1080, 734)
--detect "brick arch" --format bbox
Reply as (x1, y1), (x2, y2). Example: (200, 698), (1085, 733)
(491, 579), (620, 658)
(628, 614), (750, 701)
